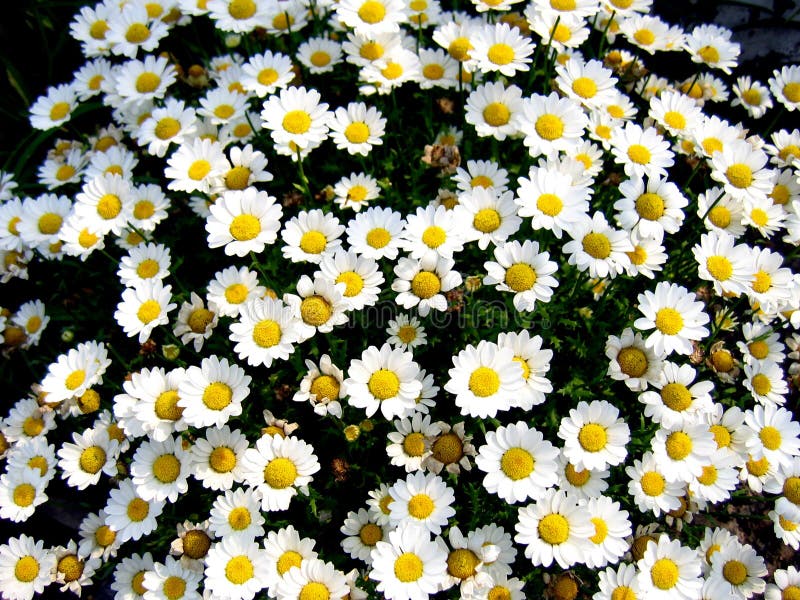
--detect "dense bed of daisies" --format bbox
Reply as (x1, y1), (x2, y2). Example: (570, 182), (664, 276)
(2, 0), (800, 598)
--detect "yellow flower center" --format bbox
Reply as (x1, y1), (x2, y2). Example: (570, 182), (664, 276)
(654, 307), (683, 335)
(89, 20), (109, 40)
(154, 390), (182, 421)
(300, 295), (333, 327)
(299, 230), (327, 254)
(500, 447), (535, 480)
(251, 318), (281, 348)
(202, 381), (232, 410)
(407, 493), (434, 519)
(397, 325), (417, 344)
(358, 0), (386, 23)
(617, 346), (648, 377)
(697, 465), (717, 485)
(271, 12), (294, 29)
(182, 530), (211, 559)
(49, 102), (71, 122)
(187, 159), (211, 181)
(784, 477), (800, 504)
(125, 23), (151, 44)
(423, 64), (444, 80)
(448, 37), (472, 61)
(488, 586), (513, 600)
(63, 368), (87, 392)
(336, 271), (364, 297)
(504, 263), (536, 292)
(571, 77), (597, 99)
(14, 556), (40, 583)
(759, 425), (782, 450)
(185, 307), (213, 334)
(299, 582), (330, 600)
(310, 51), (331, 68)
(726, 163), (753, 189)
(264, 457), (298, 489)
(582, 232), (611, 259)
(553, 23), (572, 43)
(487, 43), (514, 66)
(751, 373), (772, 396)
(661, 383), (692, 412)
(770, 184), (790, 205)
(360, 41), (384, 61)
(634, 28), (655, 46)
(127, 497), (149, 522)
(627, 144), (651, 164)
(564, 462), (590, 486)
(780, 517), (798, 533)
(394, 552), (423, 582)
(432, 432), (464, 465)
(13, 483), (35, 507)
(58, 554), (84, 582)
(538, 513), (569, 545)
(483, 102), (511, 127)
(402, 432), (426, 457)
(590, 517), (609, 544)
(741, 88), (761, 106)
(708, 424), (731, 449)
(650, 558), (679, 590)
(135, 72), (161, 94)
(366, 227), (391, 248)
(310, 374), (340, 401)
(708, 205), (731, 228)
(578, 423), (607, 452)
(722, 560), (748, 585)
(473, 208), (501, 233)
(55, 164), (76, 181)
(665, 431), (692, 460)
(209, 446), (237, 472)
(228, 506), (252, 530)
(368, 369), (400, 400)
(640, 470), (665, 495)
(38, 212), (63, 234)
(470, 175), (493, 189)
(535, 114), (565, 141)
(22, 416), (43, 437)
(746, 455), (770, 476)
(79, 446), (107, 474)
(447, 548), (480, 580)
(783, 82), (800, 103)
(229, 0), (256, 19)
(27, 456), (48, 476)
(550, 0), (576, 9)
(283, 110), (312, 134)
(535, 193), (563, 217)
(225, 555), (254, 585)
(277, 551), (302, 575)
(697, 45), (720, 64)
(163, 576), (186, 600)
(344, 122), (370, 144)
(469, 366), (501, 397)
(610, 586), (636, 600)
(152, 454), (180, 483)
(421, 225), (446, 248)
(137, 299), (161, 324)
(635, 193), (665, 221)
(411, 271), (441, 299)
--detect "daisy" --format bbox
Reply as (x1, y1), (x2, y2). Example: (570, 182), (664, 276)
(559, 400), (630, 472)
(198, 87), (248, 126)
(386, 413), (440, 472)
(683, 25), (740, 74)
(556, 453), (609, 501)
(241, 50), (295, 98)
(554, 57), (618, 108)
(0, 197), (25, 252)
(495, 330), (553, 409)
(689, 450), (740, 506)
(128, 183), (170, 232)
(104, 478), (165, 543)
(710, 140), (775, 203)
(697, 187), (745, 237)
(765, 566), (800, 600)
(206, 188), (282, 257)
(117, 242), (171, 288)
(465, 82), (525, 141)
(610, 122), (675, 180)
(281, 209), (344, 264)
(51, 540), (100, 596)
(515, 488), (593, 569)
(340, 508), (388, 564)
(5, 437), (57, 484)
(744, 360), (789, 406)
(240, 434), (320, 511)
(57, 427), (119, 490)
(639, 362), (714, 428)
(386, 313), (427, 351)
(165, 137), (230, 194)
(114, 279), (176, 343)
(284, 274), (349, 340)
(276, 558), (349, 600)
(528, 10), (591, 53)
(173, 292), (218, 352)
(693, 231), (755, 296)
(215, 144), (274, 194)
(142, 556), (202, 600)
(114, 55), (177, 108)
(346, 343), (422, 420)
(769, 65), (800, 111)
(106, 3), (169, 58)
(401, 204), (466, 261)
(130, 436), (191, 503)
(744, 404), (800, 470)
(263, 526), (319, 597)
(520, 91), (588, 158)
(471, 22), (535, 77)
(136, 98), (197, 158)
(605, 327), (663, 391)
(73, 173), (135, 236)
(739, 321), (785, 365)
(636, 535), (703, 599)
(454, 187), (521, 250)
(170, 521), (214, 567)
(595, 563), (641, 600)
(261, 86), (331, 152)
(39, 340), (111, 405)
(346, 206), (405, 260)
(37, 148), (85, 190)
(77, 510), (121, 562)
(476, 421), (559, 504)
(204, 537), (269, 600)
(208, 487), (266, 541)
(651, 423), (717, 483)
(563, 211), (633, 278)
(29, 84), (77, 131)
(0, 469), (48, 523)
(423, 421), (476, 474)
(417, 47), (459, 89)
(0, 535), (55, 600)
(515, 165), (591, 238)
(177, 355), (251, 428)
(121, 366), (187, 442)
(1, 398), (55, 444)
(583, 495), (632, 569)
(207, 265), (266, 318)
(369, 523), (448, 600)
(732, 76), (773, 119)
(293, 354), (346, 418)
(634, 280), (710, 356)
(392, 254), (462, 317)
(452, 159), (509, 195)
(229, 296), (299, 368)
(332, 172), (380, 212)
(317, 249), (384, 310)
(328, 102), (387, 156)
(743, 197), (786, 237)
(614, 176), (688, 238)
(297, 37), (343, 74)
(17, 193), (72, 253)
(445, 340), (524, 419)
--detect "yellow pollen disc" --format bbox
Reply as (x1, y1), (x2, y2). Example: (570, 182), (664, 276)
(407, 493), (434, 519)
(635, 193), (665, 221)
(310, 51), (331, 68)
(229, 0), (257, 19)
(95, 525), (116, 546)
(368, 369), (400, 400)
(228, 506), (252, 530)
(590, 517), (609, 544)
(137, 299), (161, 324)
(126, 231), (144, 245)
(135, 72), (161, 94)
(202, 381), (233, 410)
(650, 558), (679, 590)
(501, 447), (535, 480)
(220, 167), (251, 192)
(225, 555), (254, 585)
(748, 340), (769, 359)
(182, 530), (211, 559)
(606, 105), (624, 120)
(358, 0), (386, 23)
(759, 425), (782, 450)
(483, 102), (511, 127)
(381, 62), (403, 80)
(55, 164), (76, 181)
(229, 214), (261, 242)
(27, 456), (48, 476)
(627, 144), (651, 164)
(154, 390), (183, 421)
(578, 423), (608, 452)
(213, 104), (234, 121)
(779, 144), (800, 162)
(252, 319), (281, 348)
(136, 258), (161, 279)
(7, 215), (21, 236)
(411, 271), (441, 299)
(752, 373), (772, 396)
(209, 446), (236, 472)
(629, 244), (649, 266)
(152, 454), (180, 483)
(746, 455), (770, 476)
(538, 513), (570, 545)
(263, 457), (298, 489)
(348, 185), (368, 202)
(654, 308), (683, 335)
(58, 554), (84, 582)
(572, 77), (597, 99)
(379, 495), (393, 515)
(344, 122), (370, 144)
(257, 68), (279, 86)
(282, 110), (312, 134)
(421, 225), (446, 248)
(553, 23), (571, 43)
(233, 123), (251, 137)
(299, 582), (330, 600)
(448, 37), (472, 61)
(89, 20), (109, 40)
(641, 470), (665, 496)
(535, 114), (565, 141)
(127, 497), (149, 522)
(723, 560), (748, 585)
(631, 535), (655, 561)
(125, 23), (150, 44)
(582, 232), (611, 259)
(504, 263), (536, 292)
(104, 165), (124, 177)
(550, 0), (576, 9)
(780, 517), (798, 532)
(394, 552), (423, 582)
(784, 476), (800, 504)
(188, 159), (211, 181)
(402, 432), (425, 457)
(469, 366), (501, 397)
(513, 356), (531, 380)
(783, 82), (800, 103)
(697, 45), (720, 64)
(271, 13), (293, 29)
(366, 227), (391, 249)
(300, 295), (333, 327)
(634, 28), (655, 45)
(564, 463), (590, 486)
(447, 548), (479, 580)
(697, 464), (717, 485)
(336, 271), (364, 297)
(708, 424), (731, 449)
(488, 586), (513, 600)
(708, 205), (731, 228)
(661, 383), (692, 412)
(225, 283), (249, 305)
(741, 88), (761, 105)
(487, 43), (515, 66)
(358, 523), (383, 547)
(310, 375), (340, 401)
(432, 432), (464, 464)
(726, 163), (753, 189)
(617, 346), (648, 377)
(49, 102), (71, 122)
(469, 175), (492, 189)
(133, 199), (155, 220)
(665, 431), (692, 460)
(771, 184), (790, 205)
(186, 307), (213, 334)
(277, 551), (302, 575)
(397, 325), (417, 344)
(594, 125), (611, 140)
(473, 208), (501, 233)
(79, 445), (107, 474)
(749, 208), (770, 231)
(163, 576), (186, 600)
(360, 41), (384, 61)
(38, 212), (63, 235)
(299, 230), (327, 254)
(536, 193), (564, 217)
(14, 556), (40, 583)
(13, 483), (35, 507)
(23, 416), (43, 437)
(65, 369), (87, 391)
(423, 64), (444, 80)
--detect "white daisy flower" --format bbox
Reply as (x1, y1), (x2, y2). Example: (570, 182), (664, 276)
(626, 451), (685, 517)
(0, 535), (56, 600)
(57, 427), (119, 490)
(610, 122), (675, 180)
(595, 562), (641, 600)
(207, 265), (266, 318)
(164, 137), (230, 194)
(77, 510), (121, 562)
(190, 425), (248, 491)
(130, 435), (191, 503)
(117, 242), (171, 288)
(465, 82), (525, 140)
(769, 65), (800, 111)
(732, 76), (773, 119)
(104, 478), (166, 543)
(39, 340), (111, 405)
(744, 360), (789, 407)
(386, 313), (427, 352)
(634, 280), (710, 357)
(284, 274), (349, 340)
(386, 413), (439, 472)
(559, 400), (630, 471)
(197, 87), (248, 126)
(639, 362), (714, 428)
(263, 525), (319, 596)
(261, 86), (331, 152)
(555, 57), (618, 108)
(281, 208), (344, 264)
(293, 354), (347, 418)
(392, 254), (462, 317)
(453, 187), (521, 250)
(636, 535), (703, 599)
(204, 537), (270, 600)
(0, 468), (48, 523)
(1, 398), (55, 444)
(229, 296), (300, 368)
(710, 140), (775, 203)
(452, 159), (509, 195)
(29, 84), (77, 131)
(495, 330), (553, 409)
(340, 508), (388, 565)
(555, 453), (609, 501)
(744, 404), (800, 471)
(275, 557), (349, 600)
(114, 279), (176, 343)
(333, 172), (381, 212)
(417, 47), (459, 89)
(346, 206), (405, 260)
(214, 144), (274, 194)
(583, 495), (632, 569)
(297, 37), (343, 74)
(135, 98), (197, 158)
(328, 102), (387, 156)
(605, 327), (663, 391)
(208, 487), (266, 542)
(563, 211), (634, 279)
(689, 450), (740, 506)
(471, 22), (535, 77)
(17, 193), (72, 253)
(651, 423), (717, 483)
(206, 188), (283, 257)
(387, 471), (455, 534)
(317, 249), (384, 310)
(173, 292), (218, 352)
(346, 343), (422, 420)
(142, 556), (202, 600)
(520, 92), (588, 157)
(614, 175), (688, 238)
(51, 540), (101, 596)
(515, 165), (591, 238)
(177, 355), (251, 429)
(106, 3), (169, 58)
(114, 54), (177, 108)
(5, 437), (57, 484)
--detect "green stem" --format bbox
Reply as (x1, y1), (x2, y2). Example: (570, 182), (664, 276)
(764, 105), (786, 136)
(598, 10), (616, 57)
(296, 147), (313, 202)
